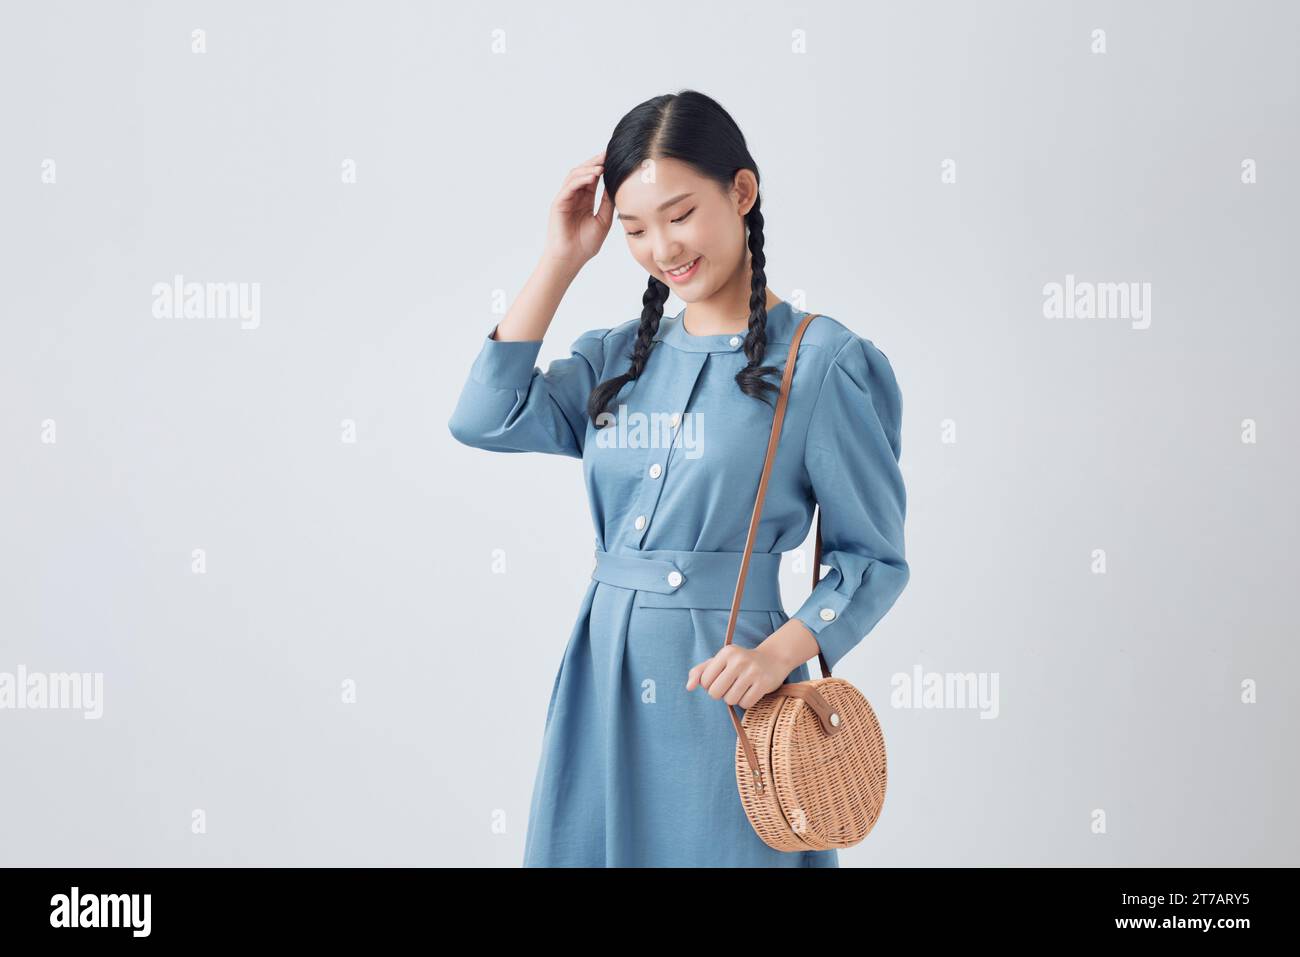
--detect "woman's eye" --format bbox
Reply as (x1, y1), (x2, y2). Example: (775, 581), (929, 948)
(626, 208), (693, 239)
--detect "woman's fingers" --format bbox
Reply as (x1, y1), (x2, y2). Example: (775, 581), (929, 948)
(557, 168), (600, 198)
(726, 675), (757, 708)
(689, 656), (763, 708)
(555, 170), (607, 216)
(560, 165), (603, 193)
(593, 183), (614, 228)
(702, 656), (743, 701)
(541, 153), (607, 265)
(565, 158), (604, 179)
(724, 661), (763, 706)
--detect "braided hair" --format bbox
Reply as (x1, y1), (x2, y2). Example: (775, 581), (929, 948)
(586, 90), (782, 428)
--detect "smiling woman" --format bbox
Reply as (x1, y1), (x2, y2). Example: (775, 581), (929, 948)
(617, 190), (708, 287)
(448, 89), (910, 869)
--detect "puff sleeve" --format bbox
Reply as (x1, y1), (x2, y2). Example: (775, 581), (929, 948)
(790, 335), (910, 672)
(447, 323), (610, 458)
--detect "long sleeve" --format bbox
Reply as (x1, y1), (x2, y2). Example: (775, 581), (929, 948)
(790, 334), (910, 672)
(447, 323), (611, 458)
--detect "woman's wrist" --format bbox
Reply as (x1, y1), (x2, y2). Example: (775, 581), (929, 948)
(757, 618), (822, 673)
(536, 253), (585, 286)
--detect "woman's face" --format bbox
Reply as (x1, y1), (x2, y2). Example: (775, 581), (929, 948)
(612, 156), (756, 302)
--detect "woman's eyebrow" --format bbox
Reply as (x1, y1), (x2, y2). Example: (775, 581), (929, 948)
(616, 192), (695, 222)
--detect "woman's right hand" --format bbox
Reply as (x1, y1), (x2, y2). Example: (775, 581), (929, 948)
(541, 149), (614, 275)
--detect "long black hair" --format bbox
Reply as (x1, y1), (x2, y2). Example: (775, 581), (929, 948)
(586, 89), (782, 427)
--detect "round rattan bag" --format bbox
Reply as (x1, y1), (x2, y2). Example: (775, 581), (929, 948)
(720, 309), (891, 852)
(734, 675), (887, 851)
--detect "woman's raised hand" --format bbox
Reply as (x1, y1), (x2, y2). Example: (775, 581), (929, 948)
(542, 149), (614, 274)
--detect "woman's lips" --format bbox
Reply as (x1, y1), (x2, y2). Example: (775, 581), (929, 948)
(663, 256), (701, 283)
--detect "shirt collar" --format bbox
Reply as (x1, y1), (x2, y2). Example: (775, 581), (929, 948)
(653, 301), (793, 353)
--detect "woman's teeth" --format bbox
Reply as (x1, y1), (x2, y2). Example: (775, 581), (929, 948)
(667, 257), (699, 277)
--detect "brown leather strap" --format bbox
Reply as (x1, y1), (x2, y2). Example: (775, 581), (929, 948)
(763, 680), (841, 735)
(720, 310), (834, 780)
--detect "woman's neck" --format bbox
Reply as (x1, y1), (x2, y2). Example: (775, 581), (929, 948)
(682, 285), (782, 336)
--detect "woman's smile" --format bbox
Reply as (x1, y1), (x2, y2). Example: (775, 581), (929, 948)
(663, 255), (702, 282)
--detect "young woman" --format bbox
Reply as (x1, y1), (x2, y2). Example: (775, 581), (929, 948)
(449, 90), (910, 867)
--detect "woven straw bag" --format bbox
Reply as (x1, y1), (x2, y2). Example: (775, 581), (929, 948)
(720, 310), (888, 852)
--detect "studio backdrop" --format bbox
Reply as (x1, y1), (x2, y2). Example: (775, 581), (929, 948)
(1, 0), (1296, 866)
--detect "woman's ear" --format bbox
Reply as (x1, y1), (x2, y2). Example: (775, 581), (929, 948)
(732, 169), (759, 216)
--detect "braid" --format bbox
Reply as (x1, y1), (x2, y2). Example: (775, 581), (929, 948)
(734, 194), (782, 406)
(587, 275), (671, 426)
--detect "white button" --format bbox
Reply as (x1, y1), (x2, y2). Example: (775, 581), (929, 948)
(729, 335), (741, 347)
(669, 412), (681, 428)
(667, 571), (683, 587)
(648, 463), (662, 479)
(819, 607), (836, 621)
(634, 515), (646, 530)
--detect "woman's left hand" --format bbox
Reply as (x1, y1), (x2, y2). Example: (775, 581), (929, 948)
(686, 643), (791, 709)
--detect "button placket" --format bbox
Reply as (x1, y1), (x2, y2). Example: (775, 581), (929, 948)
(627, 352), (708, 549)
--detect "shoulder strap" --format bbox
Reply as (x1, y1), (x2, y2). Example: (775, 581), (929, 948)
(721, 311), (828, 770)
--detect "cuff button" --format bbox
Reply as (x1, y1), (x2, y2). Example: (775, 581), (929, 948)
(819, 607), (836, 622)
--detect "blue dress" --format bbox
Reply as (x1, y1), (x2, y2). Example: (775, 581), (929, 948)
(448, 300), (910, 867)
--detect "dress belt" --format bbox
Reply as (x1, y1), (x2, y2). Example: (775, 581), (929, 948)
(592, 546), (785, 611)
